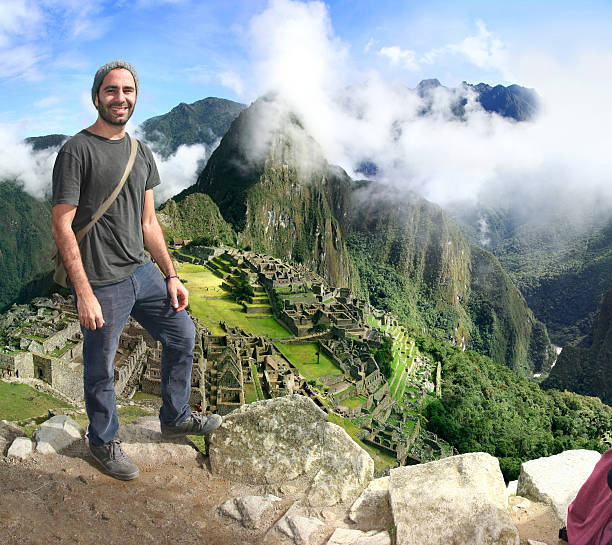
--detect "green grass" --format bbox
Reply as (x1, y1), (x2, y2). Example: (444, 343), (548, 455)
(341, 395), (367, 410)
(244, 383), (259, 403)
(274, 343), (341, 380)
(250, 361), (264, 400)
(178, 262), (291, 337)
(0, 381), (72, 421)
(327, 413), (397, 472)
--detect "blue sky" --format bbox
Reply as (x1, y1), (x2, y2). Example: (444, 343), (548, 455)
(3, 0), (612, 138)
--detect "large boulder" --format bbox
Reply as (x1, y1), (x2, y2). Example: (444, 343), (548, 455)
(517, 449), (601, 524)
(34, 415), (83, 454)
(348, 476), (392, 528)
(209, 395), (374, 506)
(7, 436), (33, 460)
(388, 452), (519, 545)
(0, 420), (26, 456)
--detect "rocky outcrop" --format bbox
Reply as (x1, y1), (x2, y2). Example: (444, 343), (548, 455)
(209, 395), (374, 506)
(218, 494), (282, 529)
(348, 476), (392, 528)
(388, 452), (519, 545)
(0, 420), (26, 456)
(34, 415), (83, 454)
(517, 449), (601, 524)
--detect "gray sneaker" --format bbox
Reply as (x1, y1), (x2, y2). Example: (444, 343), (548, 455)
(161, 413), (222, 439)
(90, 439), (139, 481)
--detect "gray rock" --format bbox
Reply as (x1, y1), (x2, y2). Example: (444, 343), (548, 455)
(507, 480), (518, 496)
(209, 395), (374, 506)
(218, 498), (243, 522)
(348, 476), (392, 528)
(218, 494), (282, 529)
(117, 420), (200, 468)
(34, 415), (83, 454)
(7, 436), (33, 459)
(272, 505), (325, 545)
(389, 452), (519, 545)
(527, 540), (549, 545)
(0, 420), (26, 456)
(517, 449), (601, 524)
(326, 528), (391, 545)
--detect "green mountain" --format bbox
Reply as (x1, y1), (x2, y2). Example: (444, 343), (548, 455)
(542, 287), (612, 404)
(450, 204), (612, 347)
(0, 181), (56, 312)
(166, 95), (553, 375)
(171, 95), (354, 287)
(140, 97), (246, 157)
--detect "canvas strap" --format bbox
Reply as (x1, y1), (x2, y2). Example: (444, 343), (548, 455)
(74, 135), (139, 243)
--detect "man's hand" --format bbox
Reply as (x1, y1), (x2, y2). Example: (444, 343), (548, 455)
(77, 292), (105, 330)
(167, 277), (189, 312)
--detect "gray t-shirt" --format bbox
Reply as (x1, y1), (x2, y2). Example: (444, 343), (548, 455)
(52, 130), (161, 286)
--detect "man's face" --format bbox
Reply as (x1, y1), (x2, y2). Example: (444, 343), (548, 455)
(94, 68), (136, 126)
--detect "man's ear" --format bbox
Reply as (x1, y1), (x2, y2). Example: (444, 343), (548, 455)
(94, 93), (99, 108)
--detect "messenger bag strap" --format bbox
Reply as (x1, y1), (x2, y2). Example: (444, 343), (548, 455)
(74, 135), (139, 243)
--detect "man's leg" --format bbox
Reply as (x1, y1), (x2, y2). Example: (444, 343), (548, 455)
(77, 279), (134, 446)
(129, 261), (195, 426)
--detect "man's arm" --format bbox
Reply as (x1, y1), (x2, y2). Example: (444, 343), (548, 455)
(51, 204), (104, 330)
(141, 189), (189, 312)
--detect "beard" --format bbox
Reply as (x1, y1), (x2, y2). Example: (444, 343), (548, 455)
(96, 98), (134, 126)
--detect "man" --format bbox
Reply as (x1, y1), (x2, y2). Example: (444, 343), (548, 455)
(52, 60), (221, 481)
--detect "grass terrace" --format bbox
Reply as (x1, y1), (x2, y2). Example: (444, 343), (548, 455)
(327, 412), (397, 473)
(178, 262), (291, 337)
(0, 381), (72, 421)
(367, 313), (416, 400)
(340, 395), (368, 410)
(274, 342), (341, 380)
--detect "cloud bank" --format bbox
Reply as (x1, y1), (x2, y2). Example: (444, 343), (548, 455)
(246, 0), (612, 227)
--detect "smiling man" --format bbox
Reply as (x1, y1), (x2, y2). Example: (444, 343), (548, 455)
(51, 60), (221, 480)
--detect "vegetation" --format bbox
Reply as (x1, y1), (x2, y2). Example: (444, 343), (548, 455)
(417, 336), (612, 481)
(177, 262), (290, 337)
(0, 382), (71, 421)
(0, 181), (56, 313)
(140, 97), (245, 157)
(274, 343), (341, 380)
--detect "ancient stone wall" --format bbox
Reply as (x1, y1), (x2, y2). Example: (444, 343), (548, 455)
(50, 359), (84, 401)
(41, 321), (80, 353)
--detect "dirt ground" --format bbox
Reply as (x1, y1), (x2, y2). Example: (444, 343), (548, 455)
(0, 441), (288, 545)
(0, 442), (567, 545)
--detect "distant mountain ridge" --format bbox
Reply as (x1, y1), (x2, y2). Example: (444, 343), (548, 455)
(139, 97), (246, 157)
(416, 79), (539, 121)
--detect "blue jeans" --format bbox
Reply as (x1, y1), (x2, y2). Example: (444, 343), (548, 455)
(74, 261), (195, 446)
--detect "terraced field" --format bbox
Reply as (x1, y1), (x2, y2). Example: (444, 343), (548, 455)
(177, 262), (290, 338)
(367, 314), (416, 400)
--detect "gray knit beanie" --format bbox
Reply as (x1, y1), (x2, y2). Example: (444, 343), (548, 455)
(91, 60), (139, 104)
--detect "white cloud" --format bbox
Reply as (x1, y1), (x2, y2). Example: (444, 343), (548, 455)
(0, 124), (58, 199)
(243, 0), (612, 227)
(34, 95), (61, 109)
(152, 144), (208, 206)
(219, 71), (245, 97)
(378, 46), (419, 71)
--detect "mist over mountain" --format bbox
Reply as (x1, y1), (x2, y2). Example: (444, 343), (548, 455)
(164, 93), (553, 375)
